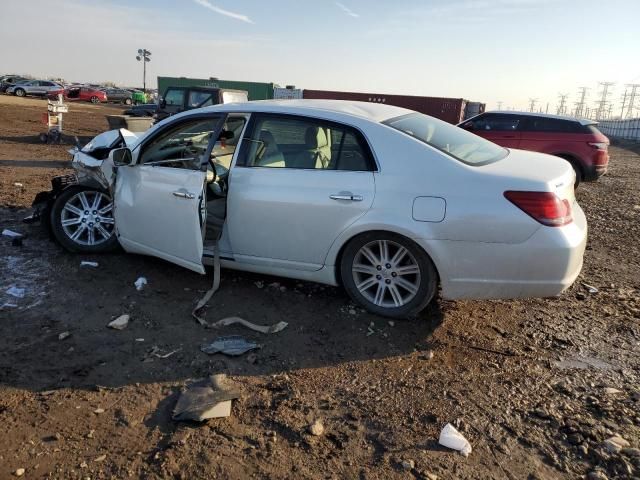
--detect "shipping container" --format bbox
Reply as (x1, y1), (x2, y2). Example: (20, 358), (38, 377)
(157, 76), (275, 101)
(302, 89), (475, 124)
(464, 101), (486, 120)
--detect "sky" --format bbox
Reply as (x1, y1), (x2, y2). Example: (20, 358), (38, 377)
(2, 0), (640, 111)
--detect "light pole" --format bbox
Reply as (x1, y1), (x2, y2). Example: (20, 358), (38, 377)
(136, 48), (151, 93)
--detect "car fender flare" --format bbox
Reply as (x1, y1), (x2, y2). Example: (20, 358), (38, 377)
(324, 222), (444, 286)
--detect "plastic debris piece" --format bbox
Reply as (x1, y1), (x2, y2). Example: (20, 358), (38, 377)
(582, 282), (598, 294)
(93, 408), (105, 414)
(2, 229), (23, 238)
(146, 346), (181, 359)
(107, 314), (130, 330)
(81, 261), (99, 268)
(201, 335), (259, 356)
(58, 331), (71, 341)
(173, 374), (241, 422)
(134, 277), (147, 291)
(212, 316), (288, 334)
(439, 423), (472, 457)
(6, 286), (25, 298)
(135, 338), (145, 342)
(14, 182), (24, 188)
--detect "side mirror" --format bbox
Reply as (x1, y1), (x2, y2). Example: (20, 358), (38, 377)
(159, 98), (166, 109)
(461, 122), (474, 130)
(109, 147), (133, 166)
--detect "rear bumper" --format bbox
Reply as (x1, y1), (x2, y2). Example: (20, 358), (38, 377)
(583, 162), (608, 181)
(420, 203), (588, 300)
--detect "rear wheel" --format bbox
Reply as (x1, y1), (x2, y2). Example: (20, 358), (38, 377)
(50, 187), (118, 253)
(90, 96), (100, 104)
(14, 88), (25, 97)
(340, 232), (437, 318)
(124, 98), (132, 105)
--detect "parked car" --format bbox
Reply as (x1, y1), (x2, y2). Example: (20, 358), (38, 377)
(459, 111), (609, 186)
(7, 80), (62, 97)
(155, 86), (248, 122)
(101, 88), (133, 105)
(0, 75), (28, 93)
(30, 100), (586, 318)
(47, 86), (107, 103)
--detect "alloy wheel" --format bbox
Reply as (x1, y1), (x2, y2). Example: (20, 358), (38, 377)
(60, 190), (115, 246)
(351, 239), (421, 308)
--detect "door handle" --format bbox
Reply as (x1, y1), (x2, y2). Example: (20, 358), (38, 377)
(330, 194), (363, 202)
(173, 191), (195, 199)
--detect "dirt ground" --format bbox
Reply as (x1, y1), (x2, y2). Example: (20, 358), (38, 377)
(0, 94), (638, 480)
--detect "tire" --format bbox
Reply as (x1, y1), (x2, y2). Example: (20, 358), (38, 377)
(571, 164), (583, 188)
(340, 232), (438, 318)
(14, 88), (25, 97)
(90, 96), (100, 104)
(50, 186), (119, 253)
(124, 98), (132, 105)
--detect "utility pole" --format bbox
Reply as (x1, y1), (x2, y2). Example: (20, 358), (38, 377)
(528, 98), (538, 112)
(136, 48), (152, 93)
(594, 81), (614, 120)
(625, 84), (640, 118)
(497, 101), (503, 110)
(557, 93), (569, 115)
(545, 102), (549, 114)
(574, 87), (588, 118)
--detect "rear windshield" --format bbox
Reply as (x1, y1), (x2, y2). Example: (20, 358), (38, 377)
(383, 113), (508, 166)
(583, 124), (602, 135)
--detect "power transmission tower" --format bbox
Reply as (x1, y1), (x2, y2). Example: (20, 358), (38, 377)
(594, 81), (614, 120)
(557, 93), (569, 115)
(625, 84), (640, 118)
(497, 101), (503, 110)
(574, 87), (588, 118)
(620, 87), (629, 118)
(528, 98), (538, 112)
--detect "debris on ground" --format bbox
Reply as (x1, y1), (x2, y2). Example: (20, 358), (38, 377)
(6, 286), (25, 298)
(582, 282), (599, 294)
(80, 261), (99, 268)
(134, 277), (147, 291)
(400, 459), (415, 470)
(201, 336), (259, 356)
(14, 468), (25, 477)
(2, 229), (23, 238)
(107, 314), (130, 330)
(173, 374), (241, 422)
(308, 419), (325, 436)
(438, 423), (472, 457)
(93, 408), (105, 414)
(602, 435), (630, 454)
(211, 316), (288, 334)
(254, 281), (264, 289)
(58, 331), (71, 341)
(145, 346), (182, 360)
(94, 454), (107, 462)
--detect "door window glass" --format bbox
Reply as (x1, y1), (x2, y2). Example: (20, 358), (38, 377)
(188, 91), (215, 107)
(163, 89), (185, 106)
(210, 116), (246, 169)
(139, 117), (221, 168)
(472, 114), (520, 131)
(239, 115), (374, 171)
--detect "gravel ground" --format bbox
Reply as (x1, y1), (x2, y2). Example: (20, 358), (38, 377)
(0, 94), (638, 479)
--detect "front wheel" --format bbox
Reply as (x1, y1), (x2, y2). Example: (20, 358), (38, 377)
(50, 187), (119, 253)
(90, 96), (100, 104)
(124, 98), (132, 105)
(340, 232), (438, 318)
(14, 88), (25, 97)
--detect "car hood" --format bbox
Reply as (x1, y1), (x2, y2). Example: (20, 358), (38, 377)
(80, 128), (138, 153)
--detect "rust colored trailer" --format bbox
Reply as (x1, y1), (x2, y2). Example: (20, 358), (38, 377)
(302, 89), (469, 124)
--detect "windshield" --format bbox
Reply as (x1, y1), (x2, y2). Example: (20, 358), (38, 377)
(383, 113), (508, 166)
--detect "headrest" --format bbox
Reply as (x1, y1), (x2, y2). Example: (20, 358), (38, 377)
(305, 126), (328, 149)
(259, 130), (278, 155)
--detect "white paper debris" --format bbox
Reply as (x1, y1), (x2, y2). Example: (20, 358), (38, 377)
(2, 229), (23, 238)
(134, 277), (147, 291)
(81, 261), (99, 268)
(107, 314), (130, 330)
(6, 286), (26, 298)
(439, 423), (472, 457)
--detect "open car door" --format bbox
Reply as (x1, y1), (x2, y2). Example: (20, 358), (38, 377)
(113, 114), (225, 273)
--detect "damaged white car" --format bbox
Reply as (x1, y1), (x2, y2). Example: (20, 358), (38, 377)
(31, 100), (587, 318)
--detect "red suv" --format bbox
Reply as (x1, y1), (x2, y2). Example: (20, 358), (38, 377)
(459, 111), (609, 186)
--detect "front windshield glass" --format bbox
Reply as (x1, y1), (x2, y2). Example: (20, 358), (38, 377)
(383, 113), (508, 166)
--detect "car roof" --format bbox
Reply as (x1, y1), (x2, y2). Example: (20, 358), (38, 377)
(487, 110), (597, 126)
(200, 99), (412, 123)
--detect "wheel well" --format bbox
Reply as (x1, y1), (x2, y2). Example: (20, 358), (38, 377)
(554, 153), (583, 177)
(333, 229), (441, 286)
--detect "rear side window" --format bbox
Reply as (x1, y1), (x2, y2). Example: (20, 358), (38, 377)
(188, 90), (214, 107)
(472, 114), (521, 131)
(238, 114), (375, 171)
(524, 117), (584, 133)
(583, 124), (602, 135)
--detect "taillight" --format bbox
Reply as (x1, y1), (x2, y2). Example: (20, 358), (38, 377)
(504, 191), (572, 227)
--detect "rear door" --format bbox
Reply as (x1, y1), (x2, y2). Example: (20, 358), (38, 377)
(114, 114), (226, 273)
(226, 113), (376, 270)
(464, 113), (522, 148)
(519, 116), (584, 154)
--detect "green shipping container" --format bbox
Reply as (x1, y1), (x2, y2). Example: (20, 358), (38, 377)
(157, 76), (275, 101)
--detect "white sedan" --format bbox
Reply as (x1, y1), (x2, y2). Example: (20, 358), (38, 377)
(35, 100), (587, 318)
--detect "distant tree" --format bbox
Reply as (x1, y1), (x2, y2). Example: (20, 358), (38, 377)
(102, 81), (117, 87)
